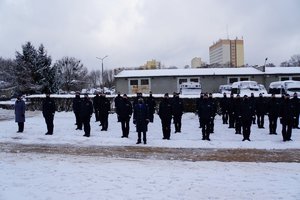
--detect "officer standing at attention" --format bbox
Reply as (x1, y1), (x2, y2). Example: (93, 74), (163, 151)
(158, 93), (173, 140)
(73, 92), (82, 130)
(81, 94), (93, 137)
(42, 92), (56, 135)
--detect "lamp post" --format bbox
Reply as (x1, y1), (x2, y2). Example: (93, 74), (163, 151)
(96, 55), (108, 88)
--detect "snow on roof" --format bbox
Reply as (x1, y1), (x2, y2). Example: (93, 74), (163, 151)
(115, 67), (300, 78)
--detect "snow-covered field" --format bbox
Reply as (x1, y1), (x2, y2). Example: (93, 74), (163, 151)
(1, 110), (300, 200)
(0, 110), (299, 149)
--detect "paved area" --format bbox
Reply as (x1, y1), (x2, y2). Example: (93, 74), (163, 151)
(1, 142), (300, 162)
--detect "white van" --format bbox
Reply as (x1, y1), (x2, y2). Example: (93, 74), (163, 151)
(268, 80), (300, 95)
(180, 82), (202, 95)
(231, 81), (267, 96)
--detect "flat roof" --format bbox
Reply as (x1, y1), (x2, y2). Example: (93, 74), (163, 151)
(115, 67), (300, 78)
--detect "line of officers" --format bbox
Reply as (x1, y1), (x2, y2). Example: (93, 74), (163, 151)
(41, 91), (299, 144)
(217, 92), (300, 142)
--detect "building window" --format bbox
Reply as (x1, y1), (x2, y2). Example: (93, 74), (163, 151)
(141, 79), (149, 85)
(228, 77), (238, 84)
(228, 77), (250, 84)
(292, 77), (300, 81)
(240, 77), (250, 81)
(179, 79), (188, 85)
(130, 80), (138, 86)
(280, 77), (290, 81)
(128, 78), (150, 94)
(190, 78), (199, 82)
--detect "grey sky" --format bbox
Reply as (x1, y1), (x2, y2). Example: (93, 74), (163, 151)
(0, 0), (299, 71)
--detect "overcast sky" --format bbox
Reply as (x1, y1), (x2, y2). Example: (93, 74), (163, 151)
(0, 0), (299, 71)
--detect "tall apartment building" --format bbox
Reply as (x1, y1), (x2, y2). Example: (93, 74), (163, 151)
(143, 59), (161, 69)
(209, 38), (244, 67)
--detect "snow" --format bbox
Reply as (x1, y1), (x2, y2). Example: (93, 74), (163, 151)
(1, 153), (300, 200)
(1, 110), (300, 199)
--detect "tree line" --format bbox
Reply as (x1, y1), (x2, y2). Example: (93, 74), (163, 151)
(0, 42), (115, 95)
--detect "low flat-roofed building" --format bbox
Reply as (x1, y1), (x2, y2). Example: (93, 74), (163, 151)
(114, 67), (300, 94)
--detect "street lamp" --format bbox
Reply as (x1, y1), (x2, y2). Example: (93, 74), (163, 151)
(96, 55), (108, 88)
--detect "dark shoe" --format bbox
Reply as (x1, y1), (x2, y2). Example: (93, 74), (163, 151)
(83, 134), (90, 137)
(136, 141), (141, 144)
(143, 141), (147, 144)
(45, 133), (53, 135)
(206, 138), (210, 141)
(242, 138), (246, 141)
(247, 138), (251, 141)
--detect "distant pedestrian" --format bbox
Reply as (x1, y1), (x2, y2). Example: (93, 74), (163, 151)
(118, 94), (132, 138)
(172, 93), (184, 133)
(208, 93), (217, 133)
(249, 93), (256, 124)
(15, 95), (26, 133)
(42, 92), (56, 135)
(133, 98), (150, 144)
(73, 92), (82, 130)
(234, 95), (242, 134)
(158, 93), (172, 140)
(80, 94), (93, 137)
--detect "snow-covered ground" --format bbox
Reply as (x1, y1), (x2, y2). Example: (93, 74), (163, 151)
(0, 110), (299, 149)
(1, 153), (300, 200)
(1, 110), (300, 199)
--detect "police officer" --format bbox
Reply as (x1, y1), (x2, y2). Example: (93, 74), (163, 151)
(196, 93), (204, 128)
(15, 94), (26, 133)
(256, 93), (266, 128)
(158, 93), (172, 140)
(234, 94), (242, 134)
(267, 94), (280, 135)
(220, 93), (229, 124)
(172, 92), (184, 133)
(73, 92), (82, 130)
(241, 95), (255, 141)
(80, 94), (93, 137)
(197, 93), (214, 141)
(291, 92), (300, 129)
(93, 92), (100, 122)
(42, 92), (56, 135)
(227, 94), (235, 128)
(114, 92), (122, 122)
(279, 94), (294, 141)
(133, 98), (150, 144)
(249, 93), (256, 124)
(146, 91), (156, 123)
(99, 93), (110, 131)
(118, 94), (132, 138)
(208, 93), (217, 133)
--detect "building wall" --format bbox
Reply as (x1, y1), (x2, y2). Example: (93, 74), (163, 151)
(116, 74), (300, 94)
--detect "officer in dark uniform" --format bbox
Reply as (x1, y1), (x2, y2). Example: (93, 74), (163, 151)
(73, 92), (82, 130)
(42, 92), (56, 135)
(146, 91), (156, 123)
(158, 93), (173, 140)
(220, 93), (229, 124)
(118, 94), (132, 138)
(240, 95), (255, 141)
(133, 98), (150, 144)
(279, 94), (294, 141)
(256, 93), (266, 128)
(267, 94), (280, 134)
(114, 92), (122, 122)
(93, 92), (100, 122)
(227, 94), (235, 128)
(291, 92), (300, 129)
(99, 93), (110, 131)
(80, 94), (93, 137)
(234, 95), (242, 134)
(196, 93), (204, 128)
(172, 93), (184, 133)
(249, 93), (256, 124)
(197, 93), (214, 141)
(208, 93), (217, 133)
